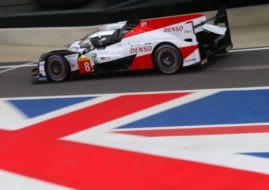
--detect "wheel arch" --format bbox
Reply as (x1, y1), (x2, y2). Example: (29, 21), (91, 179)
(41, 50), (75, 73)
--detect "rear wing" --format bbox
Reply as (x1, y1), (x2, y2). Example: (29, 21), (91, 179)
(195, 7), (232, 47)
(195, 8), (229, 28)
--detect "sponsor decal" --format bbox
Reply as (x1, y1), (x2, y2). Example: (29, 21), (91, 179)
(130, 46), (152, 54)
(141, 21), (147, 27)
(164, 26), (183, 32)
(71, 63), (76, 70)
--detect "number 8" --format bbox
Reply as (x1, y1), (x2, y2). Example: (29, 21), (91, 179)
(84, 62), (91, 72)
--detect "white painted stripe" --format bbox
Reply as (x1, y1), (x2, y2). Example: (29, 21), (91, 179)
(0, 101), (27, 130)
(64, 90), (217, 139)
(88, 133), (269, 175)
(113, 122), (269, 131)
(0, 170), (72, 190)
(230, 46), (269, 52)
(1, 85), (269, 101)
(65, 117), (269, 175)
(0, 64), (37, 69)
(0, 61), (37, 74)
(4, 95), (119, 130)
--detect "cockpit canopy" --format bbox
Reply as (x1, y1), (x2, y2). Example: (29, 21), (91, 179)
(79, 19), (140, 49)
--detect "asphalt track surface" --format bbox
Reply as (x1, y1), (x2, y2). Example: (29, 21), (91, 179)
(0, 48), (269, 98)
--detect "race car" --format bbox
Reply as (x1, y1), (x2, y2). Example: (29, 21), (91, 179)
(32, 8), (232, 82)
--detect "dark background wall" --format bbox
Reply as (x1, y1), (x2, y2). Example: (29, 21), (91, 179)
(0, 0), (268, 28)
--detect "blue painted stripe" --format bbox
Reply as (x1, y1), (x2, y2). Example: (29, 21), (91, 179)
(9, 97), (96, 118)
(241, 152), (269, 159)
(118, 89), (269, 129)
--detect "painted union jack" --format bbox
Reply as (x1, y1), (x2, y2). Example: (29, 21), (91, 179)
(0, 87), (269, 189)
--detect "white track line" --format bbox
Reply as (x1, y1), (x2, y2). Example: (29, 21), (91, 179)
(0, 61), (37, 74)
(230, 46), (269, 52)
(208, 65), (269, 71)
(0, 65), (36, 69)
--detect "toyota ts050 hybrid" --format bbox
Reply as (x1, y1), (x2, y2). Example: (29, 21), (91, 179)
(32, 8), (232, 82)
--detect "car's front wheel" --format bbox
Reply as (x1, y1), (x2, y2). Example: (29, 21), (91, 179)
(153, 44), (182, 74)
(45, 55), (70, 82)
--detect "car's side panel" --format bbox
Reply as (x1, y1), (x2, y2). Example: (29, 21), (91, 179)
(95, 55), (136, 71)
(129, 53), (154, 70)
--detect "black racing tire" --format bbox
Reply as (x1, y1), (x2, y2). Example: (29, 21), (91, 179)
(153, 44), (182, 74)
(45, 55), (70, 82)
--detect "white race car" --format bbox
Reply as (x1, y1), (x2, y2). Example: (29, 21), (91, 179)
(32, 8), (232, 82)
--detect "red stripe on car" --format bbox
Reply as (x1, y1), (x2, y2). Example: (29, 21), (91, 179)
(124, 14), (204, 39)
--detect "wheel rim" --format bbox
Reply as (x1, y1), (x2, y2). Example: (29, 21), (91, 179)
(47, 57), (67, 81)
(160, 52), (175, 67)
(157, 48), (179, 74)
(51, 61), (63, 76)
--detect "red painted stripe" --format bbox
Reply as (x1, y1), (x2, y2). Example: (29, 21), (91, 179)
(130, 53), (154, 70)
(115, 125), (269, 137)
(0, 129), (9, 138)
(180, 45), (198, 59)
(2, 137), (269, 190)
(13, 93), (188, 139)
(0, 129), (8, 133)
(124, 14), (204, 39)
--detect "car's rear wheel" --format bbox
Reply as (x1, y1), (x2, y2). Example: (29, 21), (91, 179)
(153, 44), (182, 74)
(45, 55), (70, 82)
